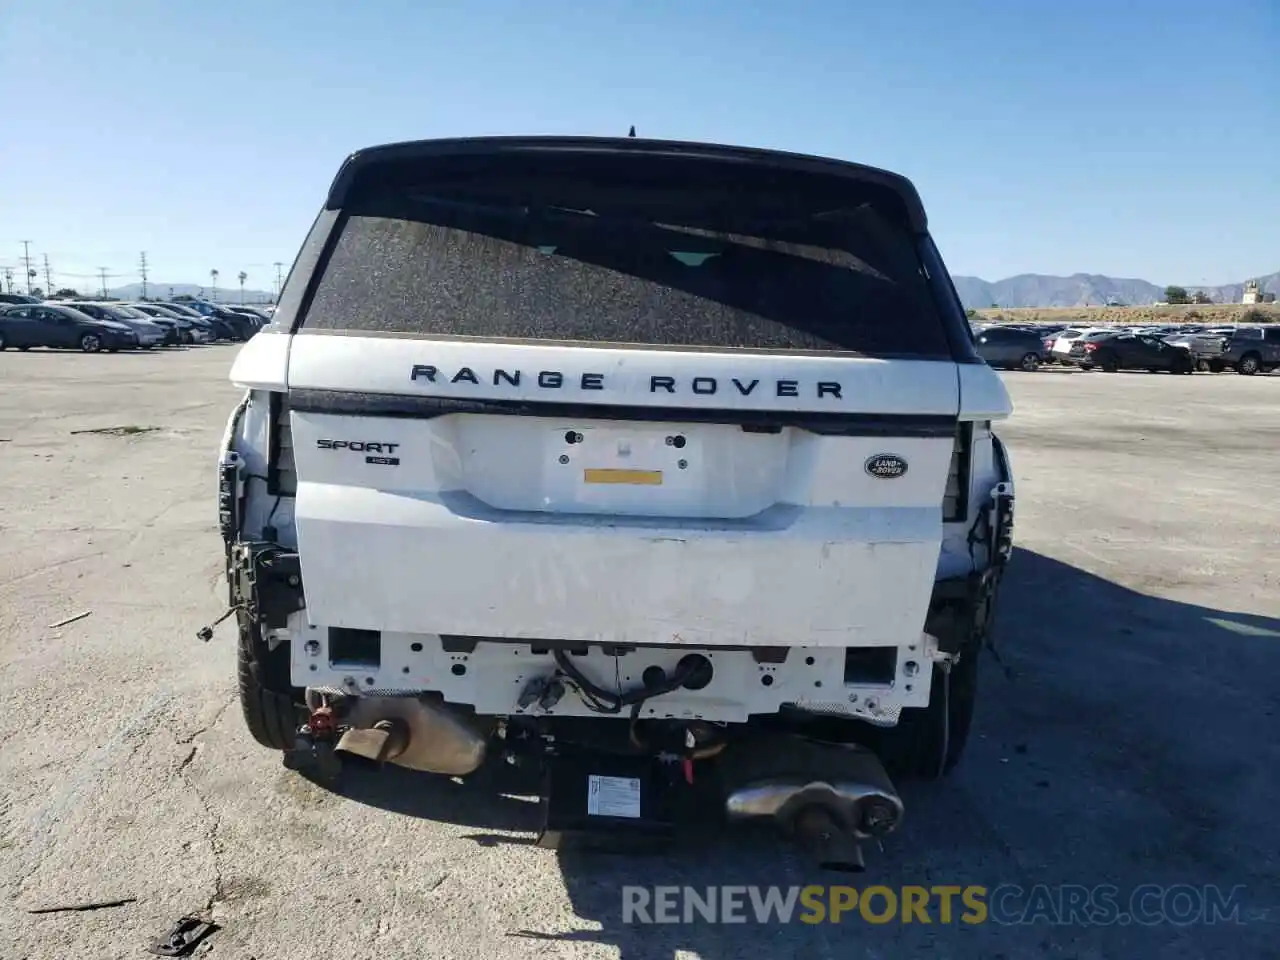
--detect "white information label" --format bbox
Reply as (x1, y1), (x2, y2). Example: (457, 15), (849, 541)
(586, 775), (642, 819)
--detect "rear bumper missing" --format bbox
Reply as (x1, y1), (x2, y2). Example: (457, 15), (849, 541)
(284, 555), (1009, 726)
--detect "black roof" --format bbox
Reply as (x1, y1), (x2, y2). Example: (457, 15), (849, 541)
(324, 136), (930, 232)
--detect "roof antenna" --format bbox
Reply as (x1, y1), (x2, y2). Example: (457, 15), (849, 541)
(628, 125), (637, 138)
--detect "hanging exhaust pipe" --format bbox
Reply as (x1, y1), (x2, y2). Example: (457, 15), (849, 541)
(335, 717), (412, 765)
(792, 806), (866, 873)
(720, 736), (903, 872)
(328, 694), (488, 776)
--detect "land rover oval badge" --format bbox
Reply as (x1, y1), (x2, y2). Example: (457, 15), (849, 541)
(865, 454), (908, 479)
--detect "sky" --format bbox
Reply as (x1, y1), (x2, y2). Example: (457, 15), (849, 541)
(0, 0), (1276, 295)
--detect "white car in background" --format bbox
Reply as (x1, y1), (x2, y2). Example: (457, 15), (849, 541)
(1051, 327), (1112, 362)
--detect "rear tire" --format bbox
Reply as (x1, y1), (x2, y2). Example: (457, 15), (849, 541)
(79, 333), (102, 353)
(1238, 353), (1261, 375)
(872, 644), (978, 780)
(1099, 353), (1120, 373)
(1019, 352), (1040, 372)
(806, 605), (983, 780)
(238, 615), (302, 750)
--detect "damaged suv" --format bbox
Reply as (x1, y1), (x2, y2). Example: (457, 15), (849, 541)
(214, 136), (1014, 869)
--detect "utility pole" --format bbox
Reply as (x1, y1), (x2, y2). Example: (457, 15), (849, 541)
(238, 271), (247, 304)
(43, 254), (53, 295)
(98, 267), (109, 298)
(21, 241), (34, 294)
(274, 261), (284, 302)
(210, 269), (219, 301)
(3, 268), (13, 294)
(139, 251), (149, 299)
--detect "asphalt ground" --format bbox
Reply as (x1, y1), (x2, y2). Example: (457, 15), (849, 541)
(1, 346), (1276, 959)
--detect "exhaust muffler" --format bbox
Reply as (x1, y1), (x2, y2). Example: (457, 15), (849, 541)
(720, 735), (903, 872)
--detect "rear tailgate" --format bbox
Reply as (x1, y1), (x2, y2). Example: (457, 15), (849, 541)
(280, 140), (969, 648)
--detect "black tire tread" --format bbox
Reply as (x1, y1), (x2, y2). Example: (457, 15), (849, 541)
(873, 652), (978, 780)
(237, 620), (300, 750)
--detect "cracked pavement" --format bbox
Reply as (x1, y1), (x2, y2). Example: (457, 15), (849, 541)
(1, 348), (1277, 959)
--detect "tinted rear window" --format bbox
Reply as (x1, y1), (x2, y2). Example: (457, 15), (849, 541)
(298, 190), (953, 357)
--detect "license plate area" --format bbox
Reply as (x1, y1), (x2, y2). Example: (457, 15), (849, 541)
(545, 423), (703, 514)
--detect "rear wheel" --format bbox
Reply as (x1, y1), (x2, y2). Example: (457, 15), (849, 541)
(1238, 353), (1261, 375)
(868, 607), (980, 780)
(1196, 358), (1211, 372)
(804, 606), (983, 780)
(238, 615), (302, 750)
(1019, 352), (1040, 372)
(1099, 352), (1119, 372)
(79, 333), (102, 353)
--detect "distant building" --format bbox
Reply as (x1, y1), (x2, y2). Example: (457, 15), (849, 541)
(1242, 280), (1263, 304)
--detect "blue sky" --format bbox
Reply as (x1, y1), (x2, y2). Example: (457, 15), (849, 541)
(1, 0), (1275, 294)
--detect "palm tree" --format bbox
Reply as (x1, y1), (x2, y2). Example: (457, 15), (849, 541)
(210, 269), (219, 301)
(238, 271), (248, 304)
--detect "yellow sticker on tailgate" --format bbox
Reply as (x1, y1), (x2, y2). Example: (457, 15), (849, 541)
(583, 468), (664, 486)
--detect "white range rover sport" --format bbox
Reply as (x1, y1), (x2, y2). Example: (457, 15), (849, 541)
(214, 136), (1015, 869)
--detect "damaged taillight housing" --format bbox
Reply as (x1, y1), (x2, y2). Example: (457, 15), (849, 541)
(942, 423), (972, 523)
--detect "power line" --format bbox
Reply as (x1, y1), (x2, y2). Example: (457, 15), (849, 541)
(57, 270), (127, 280)
(139, 251), (149, 299)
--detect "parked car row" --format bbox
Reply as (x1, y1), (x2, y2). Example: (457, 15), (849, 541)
(0, 297), (272, 353)
(972, 321), (1280, 376)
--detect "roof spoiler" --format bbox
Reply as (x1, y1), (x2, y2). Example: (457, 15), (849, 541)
(322, 136), (929, 232)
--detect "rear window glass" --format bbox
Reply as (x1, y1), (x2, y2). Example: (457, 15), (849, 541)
(298, 192), (953, 357)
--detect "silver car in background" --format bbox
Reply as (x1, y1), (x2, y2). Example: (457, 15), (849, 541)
(62, 301), (167, 348)
(128, 302), (215, 343)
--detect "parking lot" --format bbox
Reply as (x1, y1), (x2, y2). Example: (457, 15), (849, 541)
(1, 347), (1277, 959)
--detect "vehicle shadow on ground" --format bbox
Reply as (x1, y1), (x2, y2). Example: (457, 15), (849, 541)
(322, 547), (1280, 957)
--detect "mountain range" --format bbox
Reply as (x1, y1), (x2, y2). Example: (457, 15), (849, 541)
(91, 270), (1279, 311)
(951, 270), (1278, 309)
(102, 282), (277, 304)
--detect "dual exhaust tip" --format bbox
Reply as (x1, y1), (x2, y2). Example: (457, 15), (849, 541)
(335, 717), (412, 765)
(721, 741), (903, 873)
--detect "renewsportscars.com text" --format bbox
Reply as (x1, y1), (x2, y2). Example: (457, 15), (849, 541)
(622, 884), (1247, 926)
